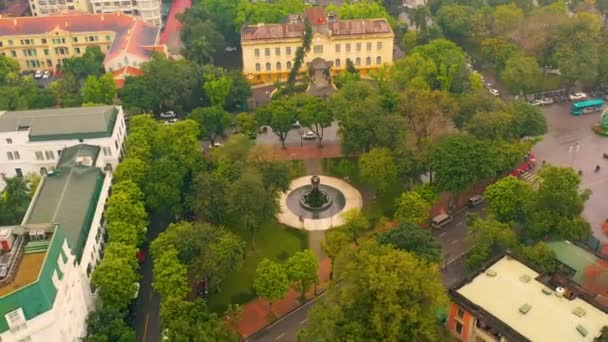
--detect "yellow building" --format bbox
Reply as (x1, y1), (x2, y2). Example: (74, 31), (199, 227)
(241, 7), (394, 83)
(0, 13), (165, 84)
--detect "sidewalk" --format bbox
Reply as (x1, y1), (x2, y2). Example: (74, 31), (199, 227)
(235, 258), (332, 339)
(268, 144), (343, 161)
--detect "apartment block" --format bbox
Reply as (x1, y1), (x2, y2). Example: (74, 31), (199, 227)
(0, 143), (113, 341)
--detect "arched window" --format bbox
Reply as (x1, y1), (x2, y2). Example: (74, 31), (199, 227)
(355, 57), (361, 66)
(265, 62), (271, 71)
(376, 56), (382, 65)
(287, 61), (292, 69)
(255, 63), (261, 72)
(365, 57), (371, 65)
(335, 58), (340, 67)
(276, 62), (282, 71)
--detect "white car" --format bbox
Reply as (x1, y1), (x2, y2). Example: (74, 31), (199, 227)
(489, 88), (500, 97)
(211, 142), (223, 148)
(42, 70), (50, 79)
(292, 120), (301, 128)
(569, 92), (587, 101)
(132, 282), (140, 299)
(163, 118), (178, 125)
(160, 111), (176, 119)
(224, 46), (237, 52)
(302, 131), (316, 140)
(539, 97), (554, 105)
(34, 70), (43, 79)
(529, 99), (542, 106)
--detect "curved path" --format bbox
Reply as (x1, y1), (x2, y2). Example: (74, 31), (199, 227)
(277, 175), (362, 231)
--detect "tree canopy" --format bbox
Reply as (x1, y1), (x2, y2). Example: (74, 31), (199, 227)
(377, 223), (442, 263)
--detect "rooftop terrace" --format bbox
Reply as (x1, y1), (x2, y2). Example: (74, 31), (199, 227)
(456, 256), (608, 342)
(0, 106), (117, 141)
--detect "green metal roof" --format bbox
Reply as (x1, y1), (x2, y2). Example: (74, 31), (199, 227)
(56, 144), (101, 169)
(0, 225), (66, 334)
(25, 165), (105, 261)
(0, 106), (117, 141)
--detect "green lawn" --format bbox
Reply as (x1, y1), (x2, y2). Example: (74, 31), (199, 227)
(207, 220), (308, 312)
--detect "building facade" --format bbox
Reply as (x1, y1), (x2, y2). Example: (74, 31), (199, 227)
(241, 7), (394, 83)
(0, 13), (165, 81)
(0, 143), (113, 341)
(447, 253), (608, 342)
(28, 0), (162, 27)
(0, 106), (126, 187)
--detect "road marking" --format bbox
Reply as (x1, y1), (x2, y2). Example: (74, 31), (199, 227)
(450, 240), (458, 245)
(439, 232), (447, 237)
(142, 314), (149, 342)
(300, 319), (308, 325)
(276, 333), (285, 340)
(446, 247), (474, 265)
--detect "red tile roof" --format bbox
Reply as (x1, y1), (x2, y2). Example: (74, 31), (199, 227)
(241, 7), (392, 42)
(0, 12), (161, 63)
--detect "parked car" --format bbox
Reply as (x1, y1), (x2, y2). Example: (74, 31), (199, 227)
(539, 97), (554, 105)
(163, 118), (178, 125)
(160, 110), (176, 118)
(569, 92), (587, 101)
(468, 195), (484, 208)
(224, 46), (237, 52)
(132, 282), (140, 299)
(431, 214), (453, 229)
(34, 70), (43, 79)
(292, 120), (301, 128)
(302, 131), (316, 140)
(529, 99), (542, 106)
(42, 70), (51, 79)
(489, 88), (500, 97)
(211, 142), (223, 148)
(484, 82), (492, 89)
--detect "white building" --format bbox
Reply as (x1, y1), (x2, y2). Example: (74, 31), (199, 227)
(0, 106), (126, 188)
(0, 143), (113, 341)
(28, 0), (163, 27)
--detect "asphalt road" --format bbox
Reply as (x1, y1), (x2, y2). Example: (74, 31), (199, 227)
(134, 215), (167, 342)
(256, 121), (340, 147)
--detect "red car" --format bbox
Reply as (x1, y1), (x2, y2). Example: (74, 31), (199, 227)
(511, 152), (536, 177)
(136, 250), (145, 263)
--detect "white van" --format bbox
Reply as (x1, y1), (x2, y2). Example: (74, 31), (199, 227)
(431, 213), (453, 229)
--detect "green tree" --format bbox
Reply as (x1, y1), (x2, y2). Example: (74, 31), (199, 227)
(247, 146), (291, 192)
(411, 39), (471, 93)
(326, 1), (394, 24)
(394, 191), (432, 225)
(92, 243), (139, 310)
(321, 228), (350, 277)
(398, 88), (456, 145)
(296, 96), (333, 147)
(466, 215), (517, 270)
(104, 191), (148, 230)
(235, 112), (256, 137)
(62, 46), (105, 80)
(254, 258), (290, 313)
(190, 172), (230, 225)
(203, 73), (232, 107)
(106, 221), (139, 246)
(299, 240), (446, 341)
(500, 53), (540, 97)
(484, 176), (534, 223)
(179, 8), (225, 65)
(341, 209), (370, 245)
(493, 4), (524, 34)
(513, 242), (558, 273)
(152, 247), (189, 301)
(255, 99), (296, 149)
(50, 74), (82, 107)
(227, 172), (278, 247)
(525, 166), (591, 240)
(189, 106), (232, 144)
(358, 148), (398, 192)
(431, 134), (498, 193)
(377, 223), (442, 263)
(160, 297), (238, 341)
(454, 89), (504, 129)
(225, 70), (252, 111)
(0, 55), (19, 85)
(286, 249), (318, 301)
(0, 176), (32, 225)
(118, 76), (159, 114)
(85, 306), (135, 342)
(436, 4), (476, 39)
(82, 73), (116, 104)
(112, 157), (149, 188)
(410, 5), (431, 31)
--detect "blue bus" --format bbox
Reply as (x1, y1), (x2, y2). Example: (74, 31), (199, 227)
(570, 98), (605, 116)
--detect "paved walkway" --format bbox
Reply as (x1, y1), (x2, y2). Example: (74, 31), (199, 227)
(271, 144), (343, 160)
(235, 258), (332, 339)
(277, 176), (363, 231)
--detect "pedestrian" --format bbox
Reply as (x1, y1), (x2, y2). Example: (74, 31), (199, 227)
(595, 165), (600, 173)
